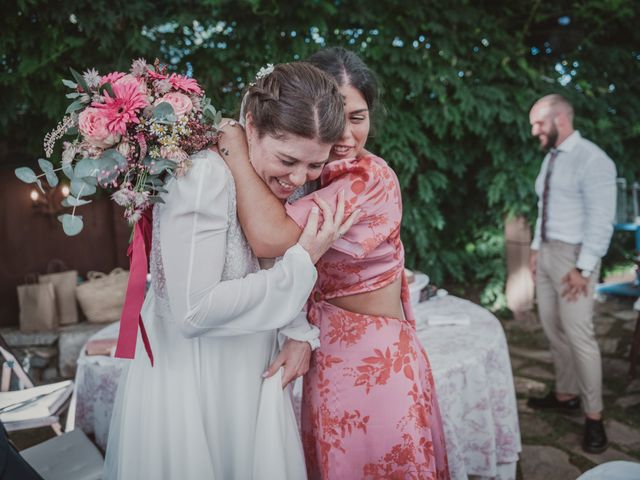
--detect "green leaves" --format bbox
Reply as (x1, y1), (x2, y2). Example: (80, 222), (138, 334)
(58, 214), (84, 236)
(15, 167), (38, 184)
(69, 67), (90, 94)
(152, 102), (176, 123)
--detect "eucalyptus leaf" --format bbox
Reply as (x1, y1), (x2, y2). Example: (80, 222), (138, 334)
(100, 149), (127, 168)
(65, 126), (79, 137)
(70, 178), (96, 197)
(65, 92), (82, 99)
(58, 214), (84, 236)
(34, 178), (44, 194)
(61, 79), (77, 89)
(74, 158), (99, 178)
(147, 159), (174, 175)
(65, 100), (84, 114)
(65, 196), (92, 206)
(69, 67), (90, 94)
(62, 163), (74, 179)
(38, 158), (54, 172)
(99, 82), (115, 98)
(148, 195), (165, 204)
(83, 176), (98, 187)
(45, 170), (59, 187)
(14, 167), (37, 184)
(152, 102), (176, 122)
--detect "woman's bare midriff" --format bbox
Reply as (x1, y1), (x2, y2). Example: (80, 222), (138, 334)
(326, 277), (405, 320)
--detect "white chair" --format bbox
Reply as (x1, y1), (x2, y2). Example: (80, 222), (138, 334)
(20, 429), (103, 480)
(0, 344), (73, 435)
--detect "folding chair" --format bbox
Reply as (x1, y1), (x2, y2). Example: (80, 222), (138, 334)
(0, 336), (73, 436)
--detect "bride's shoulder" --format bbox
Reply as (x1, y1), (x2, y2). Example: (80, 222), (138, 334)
(186, 148), (232, 179)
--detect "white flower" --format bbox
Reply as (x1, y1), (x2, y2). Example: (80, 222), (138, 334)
(111, 188), (132, 207)
(130, 58), (149, 77)
(61, 142), (77, 165)
(116, 141), (131, 158)
(134, 191), (149, 207)
(127, 210), (142, 224)
(154, 79), (172, 95)
(255, 63), (274, 81)
(83, 68), (101, 88)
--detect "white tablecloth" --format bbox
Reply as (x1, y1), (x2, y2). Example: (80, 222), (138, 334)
(74, 296), (520, 479)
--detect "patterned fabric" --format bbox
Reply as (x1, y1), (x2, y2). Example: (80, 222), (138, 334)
(540, 148), (558, 242)
(286, 154), (450, 479)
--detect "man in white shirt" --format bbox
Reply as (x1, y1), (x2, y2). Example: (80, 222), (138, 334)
(526, 94), (616, 454)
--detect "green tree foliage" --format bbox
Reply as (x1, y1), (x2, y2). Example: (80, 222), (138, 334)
(2, 0), (639, 305)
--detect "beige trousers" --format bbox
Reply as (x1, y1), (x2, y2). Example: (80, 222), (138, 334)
(536, 240), (603, 413)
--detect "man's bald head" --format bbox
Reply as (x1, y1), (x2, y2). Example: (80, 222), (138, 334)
(529, 94), (575, 150)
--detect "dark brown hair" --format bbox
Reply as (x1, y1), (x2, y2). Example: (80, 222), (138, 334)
(307, 47), (379, 118)
(243, 62), (345, 144)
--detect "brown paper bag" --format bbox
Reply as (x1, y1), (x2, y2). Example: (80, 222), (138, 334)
(39, 260), (79, 325)
(17, 276), (58, 332)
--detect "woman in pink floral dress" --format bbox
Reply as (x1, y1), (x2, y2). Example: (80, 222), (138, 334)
(219, 49), (449, 479)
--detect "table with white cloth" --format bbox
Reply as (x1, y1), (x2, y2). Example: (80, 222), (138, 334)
(74, 296), (521, 479)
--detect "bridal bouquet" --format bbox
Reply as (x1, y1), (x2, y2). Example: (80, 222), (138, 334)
(16, 58), (222, 235)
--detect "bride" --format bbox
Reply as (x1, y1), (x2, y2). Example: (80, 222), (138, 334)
(103, 62), (354, 479)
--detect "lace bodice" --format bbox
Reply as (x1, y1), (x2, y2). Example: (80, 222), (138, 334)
(150, 161), (259, 307)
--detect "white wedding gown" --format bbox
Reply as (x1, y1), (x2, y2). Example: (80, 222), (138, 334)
(103, 150), (317, 479)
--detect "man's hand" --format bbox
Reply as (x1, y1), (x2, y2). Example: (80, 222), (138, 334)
(561, 268), (589, 302)
(263, 339), (312, 388)
(529, 250), (538, 282)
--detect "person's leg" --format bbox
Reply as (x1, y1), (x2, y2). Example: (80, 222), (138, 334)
(555, 252), (607, 453)
(536, 242), (580, 399)
(557, 263), (603, 417)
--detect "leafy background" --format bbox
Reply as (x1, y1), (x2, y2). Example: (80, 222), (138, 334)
(2, 0), (639, 307)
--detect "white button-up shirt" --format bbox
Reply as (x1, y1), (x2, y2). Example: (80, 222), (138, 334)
(531, 130), (617, 272)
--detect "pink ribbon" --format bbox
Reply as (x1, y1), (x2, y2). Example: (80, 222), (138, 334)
(115, 208), (154, 366)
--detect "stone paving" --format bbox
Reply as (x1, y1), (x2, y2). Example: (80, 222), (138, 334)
(504, 296), (640, 479)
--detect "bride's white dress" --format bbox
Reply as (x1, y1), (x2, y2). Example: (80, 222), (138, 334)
(103, 150), (318, 479)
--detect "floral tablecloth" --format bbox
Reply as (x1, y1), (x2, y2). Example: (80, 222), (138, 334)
(74, 296), (520, 479)
(414, 296), (521, 479)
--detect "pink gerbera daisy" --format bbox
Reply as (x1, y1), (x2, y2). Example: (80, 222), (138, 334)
(100, 71), (126, 87)
(147, 70), (167, 81)
(93, 81), (149, 135)
(167, 74), (203, 95)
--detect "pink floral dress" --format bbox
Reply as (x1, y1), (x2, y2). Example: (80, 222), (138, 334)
(286, 154), (450, 479)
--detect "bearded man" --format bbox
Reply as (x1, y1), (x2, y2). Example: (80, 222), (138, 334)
(527, 94), (616, 454)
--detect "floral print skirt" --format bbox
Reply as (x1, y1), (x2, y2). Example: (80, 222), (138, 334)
(301, 301), (450, 480)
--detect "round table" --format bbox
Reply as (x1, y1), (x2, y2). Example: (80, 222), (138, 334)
(74, 296), (520, 479)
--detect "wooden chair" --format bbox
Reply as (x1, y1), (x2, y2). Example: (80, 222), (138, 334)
(0, 336), (73, 435)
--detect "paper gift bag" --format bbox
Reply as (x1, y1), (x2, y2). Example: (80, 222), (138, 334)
(39, 260), (78, 325)
(17, 276), (58, 332)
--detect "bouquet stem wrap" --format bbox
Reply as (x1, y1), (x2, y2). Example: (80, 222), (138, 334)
(115, 208), (154, 366)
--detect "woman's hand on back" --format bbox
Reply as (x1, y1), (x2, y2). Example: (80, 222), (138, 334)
(215, 118), (249, 167)
(298, 190), (360, 264)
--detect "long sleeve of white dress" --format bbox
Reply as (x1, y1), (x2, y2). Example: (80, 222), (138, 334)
(159, 150), (318, 339)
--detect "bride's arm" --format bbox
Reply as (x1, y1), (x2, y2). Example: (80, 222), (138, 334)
(161, 151), (328, 339)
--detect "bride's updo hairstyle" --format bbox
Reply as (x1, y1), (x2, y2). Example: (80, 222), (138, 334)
(243, 62), (345, 144)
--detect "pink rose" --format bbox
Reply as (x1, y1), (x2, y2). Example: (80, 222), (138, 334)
(154, 92), (193, 118)
(78, 107), (120, 148)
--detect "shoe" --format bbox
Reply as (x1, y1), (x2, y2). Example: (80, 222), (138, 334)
(583, 417), (608, 453)
(527, 391), (581, 413)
